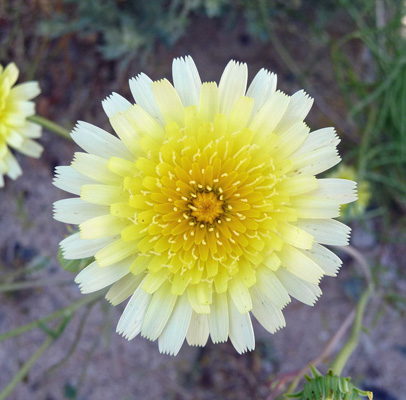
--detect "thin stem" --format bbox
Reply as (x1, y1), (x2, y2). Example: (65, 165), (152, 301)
(0, 278), (72, 292)
(28, 115), (72, 141)
(277, 246), (373, 398)
(281, 309), (356, 397)
(0, 291), (104, 342)
(0, 333), (55, 400)
(0, 311), (72, 400)
(340, 246), (372, 286)
(329, 285), (372, 376)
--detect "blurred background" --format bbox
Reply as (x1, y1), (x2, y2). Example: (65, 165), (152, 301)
(0, 0), (405, 399)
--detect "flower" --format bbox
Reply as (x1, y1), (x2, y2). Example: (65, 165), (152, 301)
(0, 62), (43, 187)
(328, 164), (370, 218)
(53, 56), (357, 355)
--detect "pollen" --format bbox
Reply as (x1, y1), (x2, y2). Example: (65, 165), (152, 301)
(190, 191), (224, 224)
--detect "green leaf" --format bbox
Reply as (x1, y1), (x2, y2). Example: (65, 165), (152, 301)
(58, 248), (93, 274)
(285, 367), (373, 400)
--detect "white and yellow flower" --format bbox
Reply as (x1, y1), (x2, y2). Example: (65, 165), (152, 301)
(54, 56), (357, 355)
(0, 62), (43, 187)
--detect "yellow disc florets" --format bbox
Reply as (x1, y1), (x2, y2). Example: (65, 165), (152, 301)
(104, 105), (292, 313)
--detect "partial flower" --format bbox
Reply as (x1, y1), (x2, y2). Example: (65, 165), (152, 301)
(0, 63), (43, 187)
(328, 164), (370, 218)
(53, 56), (357, 355)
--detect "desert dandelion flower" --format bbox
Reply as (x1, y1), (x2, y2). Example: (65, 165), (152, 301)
(0, 62), (43, 187)
(54, 56), (357, 355)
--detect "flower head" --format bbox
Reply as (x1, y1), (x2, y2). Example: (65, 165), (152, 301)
(0, 62), (43, 187)
(54, 56), (357, 355)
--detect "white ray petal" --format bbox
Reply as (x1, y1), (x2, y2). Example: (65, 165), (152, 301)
(129, 73), (164, 125)
(117, 278), (152, 340)
(255, 267), (291, 309)
(275, 90), (313, 134)
(208, 291), (229, 344)
(19, 121), (42, 139)
(159, 292), (193, 355)
(228, 275), (252, 313)
(246, 68), (277, 117)
(141, 281), (177, 341)
(302, 243), (342, 277)
(250, 285), (286, 334)
(71, 152), (121, 185)
(292, 127), (340, 157)
(152, 79), (185, 127)
(17, 139), (43, 158)
(106, 273), (144, 305)
(290, 147), (341, 176)
(4, 150), (22, 180)
(228, 295), (255, 354)
(172, 55), (202, 107)
(186, 312), (210, 347)
(53, 198), (108, 225)
(307, 178), (358, 205)
(274, 268), (322, 306)
(75, 258), (131, 294)
(53, 166), (95, 196)
(295, 219), (351, 246)
(219, 60), (248, 116)
(249, 91), (290, 139)
(60, 232), (115, 259)
(9, 81), (41, 101)
(71, 121), (134, 161)
(102, 92), (132, 118)
(278, 244), (324, 284)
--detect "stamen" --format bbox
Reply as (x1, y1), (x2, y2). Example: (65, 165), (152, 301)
(233, 144), (250, 159)
(209, 151), (218, 165)
(247, 163), (265, 174)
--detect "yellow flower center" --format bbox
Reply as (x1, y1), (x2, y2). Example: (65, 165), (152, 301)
(95, 100), (307, 312)
(190, 191), (224, 225)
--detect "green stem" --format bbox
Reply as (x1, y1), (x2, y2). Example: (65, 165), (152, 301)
(28, 115), (72, 141)
(0, 331), (55, 400)
(0, 278), (72, 292)
(0, 291), (104, 342)
(329, 285), (372, 376)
